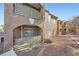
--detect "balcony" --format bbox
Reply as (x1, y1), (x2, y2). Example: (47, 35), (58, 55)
(14, 4), (43, 20)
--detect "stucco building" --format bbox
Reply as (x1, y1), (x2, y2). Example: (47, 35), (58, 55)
(0, 25), (4, 52)
(4, 3), (59, 52)
(43, 10), (58, 40)
(56, 20), (62, 35)
(61, 21), (69, 35)
(4, 3), (45, 51)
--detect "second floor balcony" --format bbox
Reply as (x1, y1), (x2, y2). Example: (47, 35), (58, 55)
(14, 3), (43, 20)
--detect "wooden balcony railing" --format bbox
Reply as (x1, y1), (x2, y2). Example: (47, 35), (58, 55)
(15, 4), (43, 20)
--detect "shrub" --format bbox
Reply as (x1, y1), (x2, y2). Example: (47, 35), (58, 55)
(44, 39), (52, 43)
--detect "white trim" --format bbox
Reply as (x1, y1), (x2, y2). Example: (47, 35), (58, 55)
(29, 18), (35, 24)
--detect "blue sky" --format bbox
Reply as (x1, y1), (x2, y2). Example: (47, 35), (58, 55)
(45, 3), (79, 21)
(0, 3), (4, 25)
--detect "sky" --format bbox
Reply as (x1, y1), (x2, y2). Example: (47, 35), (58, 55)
(45, 3), (79, 21)
(0, 3), (4, 25)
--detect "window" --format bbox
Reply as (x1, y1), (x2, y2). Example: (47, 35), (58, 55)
(47, 16), (51, 24)
(48, 19), (51, 24)
(23, 27), (40, 37)
(13, 3), (15, 12)
(51, 29), (55, 32)
(64, 29), (66, 31)
(13, 40), (15, 45)
(1, 37), (4, 43)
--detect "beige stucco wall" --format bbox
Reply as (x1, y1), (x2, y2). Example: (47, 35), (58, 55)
(43, 12), (57, 40)
(75, 27), (79, 35)
(76, 30), (79, 35)
(4, 3), (44, 51)
(57, 20), (62, 35)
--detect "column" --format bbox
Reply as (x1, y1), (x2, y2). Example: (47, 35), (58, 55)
(21, 26), (23, 40)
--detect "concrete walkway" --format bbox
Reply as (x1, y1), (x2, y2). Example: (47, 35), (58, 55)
(0, 35), (79, 56)
(14, 36), (77, 56)
(0, 50), (17, 56)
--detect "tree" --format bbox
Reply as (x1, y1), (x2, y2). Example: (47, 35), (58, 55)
(72, 16), (79, 26)
(71, 16), (79, 34)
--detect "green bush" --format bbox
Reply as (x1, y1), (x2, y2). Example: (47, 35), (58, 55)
(44, 39), (52, 43)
